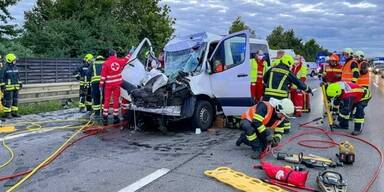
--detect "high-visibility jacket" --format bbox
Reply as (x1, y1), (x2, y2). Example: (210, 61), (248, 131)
(337, 81), (371, 104)
(341, 58), (359, 83)
(2, 63), (22, 91)
(271, 58), (281, 67)
(241, 101), (286, 140)
(100, 55), (131, 87)
(263, 63), (309, 100)
(356, 61), (370, 87)
(249, 58), (267, 83)
(292, 63), (307, 82)
(88, 60), (103, 83)
(73, 64), (90, 86)
(322, 63), (342, 83)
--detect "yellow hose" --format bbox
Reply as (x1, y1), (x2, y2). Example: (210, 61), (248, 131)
(0, 138), (14, 170)
(6, 120), (92, 192)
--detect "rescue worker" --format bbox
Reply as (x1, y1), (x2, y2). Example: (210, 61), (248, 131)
(355, 50), (370, 87)
(0, 55), (4, 111)
(100, 49), (132, 125)
(88, 55), (104, 117)
(236, 98), (295, 159)
(263, 54), (312, 133)
(73, 54), (93, 112)
(290, 55), (309, 116)
(271, 50), (284, 66)
(249, 50), (267, 102)
(341, 48), (359, 83)
(321, 53), (342, 83)
(1, 53), (22, 118)
(326, 81), (371, 135)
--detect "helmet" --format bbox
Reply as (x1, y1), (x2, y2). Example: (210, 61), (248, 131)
(329, 54), (340, 62)
(269, 98), (294, 117)
(6, 53), (16, 63)
(343, 48), (353, 56)
(84, 54), (94, 62)
(355, 50), (365, 59)
(326, 83), (342, 97)
(281, 54), (294, 66)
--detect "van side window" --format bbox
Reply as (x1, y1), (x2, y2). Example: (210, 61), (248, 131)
(212, 34), (246, 73)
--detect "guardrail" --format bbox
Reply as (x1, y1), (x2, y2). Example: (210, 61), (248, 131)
(19, 82), (79, 104)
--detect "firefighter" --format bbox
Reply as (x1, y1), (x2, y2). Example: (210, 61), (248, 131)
(290, 55), (309, 116)
(249, 50), (267, 102)
(326, 81), (371, 135)
(88, 55), (104, 117)
(341, 48), (359, 83)
(73, 54), (93, 112)
(1, 53), (22, 118)
(321, 53), (342, 83)
(263, 54), (312, 133)
(100, 50), (132, 125)
(355, 50), (370, 88)
(236, 98), (295, 159)
(0, 55), (4, 111)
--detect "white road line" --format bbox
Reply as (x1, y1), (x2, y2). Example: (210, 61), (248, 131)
(118, 168), (170, 192)
(373, 82), (379, 88)
(0, 127), (65, 142)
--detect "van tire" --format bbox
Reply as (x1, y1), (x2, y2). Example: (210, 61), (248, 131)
(192, 100), (213, 131)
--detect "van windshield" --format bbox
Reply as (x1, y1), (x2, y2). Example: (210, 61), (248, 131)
(164, 43), (206, 76)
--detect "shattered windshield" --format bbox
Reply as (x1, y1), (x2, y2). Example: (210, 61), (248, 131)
(164, 43), (206, 76)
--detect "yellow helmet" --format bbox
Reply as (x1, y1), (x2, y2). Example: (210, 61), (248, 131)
(5, 53), (16, 63)
(326, 83), (342, 97)
(84, 54), (94, 62)
(281, 54), (294, 66)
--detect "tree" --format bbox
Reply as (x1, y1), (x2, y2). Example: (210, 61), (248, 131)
(0, 0), (21, 38)
(22, 0), (175, 58)
(229, 16), (255, 37)
(267, 26), (328, 61)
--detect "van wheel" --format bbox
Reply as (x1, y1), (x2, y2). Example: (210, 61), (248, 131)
(192, 100), (213, 131)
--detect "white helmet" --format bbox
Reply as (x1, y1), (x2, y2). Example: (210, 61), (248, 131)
(343, 48), (354, 56)
(269, 98), (295, 117)
(355, 50), (365, 59)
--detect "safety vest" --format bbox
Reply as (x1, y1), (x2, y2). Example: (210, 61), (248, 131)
(323, 64), (342, 83)
(291, 63), (307, 89)
(241, 102), (284, 129)
(339, 81), (371, 104)
(356, 61), (370, 87)
(341, 59), (359, 83)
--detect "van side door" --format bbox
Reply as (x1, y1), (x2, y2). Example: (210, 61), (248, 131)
(209, 31), (251, 116)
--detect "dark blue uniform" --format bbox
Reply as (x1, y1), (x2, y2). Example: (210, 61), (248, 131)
(73, 63), (92, 111)
(87, 58), (103, 115)
(1, 62), (22, 116)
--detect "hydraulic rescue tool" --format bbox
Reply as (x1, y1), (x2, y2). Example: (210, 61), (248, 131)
(316, 171), (347, 192)
(321, 84), (335, 131)
(204, 167), (287, 192)
(276, 152), (342, 169)
(337, 141), (355, 164)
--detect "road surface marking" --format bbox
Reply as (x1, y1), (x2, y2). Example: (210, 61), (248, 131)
(0, 127), (67, 142)
(373, 82), (379, 88)
(118, 168), (170, 192)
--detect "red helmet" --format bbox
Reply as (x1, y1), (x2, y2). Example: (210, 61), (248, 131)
(329, 54), (340, 62)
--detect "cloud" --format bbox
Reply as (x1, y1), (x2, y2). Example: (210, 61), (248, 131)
(342, 1), (377, 8)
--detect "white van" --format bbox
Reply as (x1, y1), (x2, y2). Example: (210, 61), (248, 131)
(121, 31), (270, 130)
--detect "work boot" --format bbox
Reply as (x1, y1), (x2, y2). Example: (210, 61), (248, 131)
(351, 130), (362, 136)
(79, 107), (86, 113)
(113, 116), (120, 124)
(102, 116), (108, 126)
(236, 133), (246, 146)
(11, 112), (20, 118)
(3, 113), (12, 119)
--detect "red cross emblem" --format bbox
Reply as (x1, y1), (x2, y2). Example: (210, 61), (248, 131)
(111, 62), (120, 71)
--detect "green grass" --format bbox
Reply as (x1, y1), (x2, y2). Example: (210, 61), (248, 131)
(0, 100), (78, 116)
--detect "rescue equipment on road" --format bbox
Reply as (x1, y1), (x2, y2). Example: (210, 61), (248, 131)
(275, 152), (342, 169)
(316, 171), (347, 192)
(337, 141), (355, 164)
(204, 167), (287, 192)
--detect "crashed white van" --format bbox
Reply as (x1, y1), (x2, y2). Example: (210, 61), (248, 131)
(121, 31), (270, 130)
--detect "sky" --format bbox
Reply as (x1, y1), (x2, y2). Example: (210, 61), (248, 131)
(8, 0), (384, 57)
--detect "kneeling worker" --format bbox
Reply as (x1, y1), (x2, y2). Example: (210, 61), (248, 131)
(326, 81), (371, 135)
(236, 98), (295, 159)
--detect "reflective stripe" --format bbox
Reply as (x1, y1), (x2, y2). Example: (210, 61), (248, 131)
(274, 134), (282, 140)
(107, 74), (122, 78)
(253, 114), (264, 122)
(246, 133), (257, 141)
(352, 68), (359, 73)
(105, 78), (122, 83)
(274, 127), (284, 134)
(79, 103), (86, 108)
(3, 107), (11, 112)
(362, 89), (372, 101)
(339, 113), (350, 119)
(11, 106), (18, 111)
(265, 88), (288, 97)
(257, 125), (266, 133)
(92, 105), (101, 110)
(101, 77), (106, 80)
(354, 118), (364, 123)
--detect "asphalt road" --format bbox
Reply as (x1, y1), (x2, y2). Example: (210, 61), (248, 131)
(0, 75), (383, 192)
